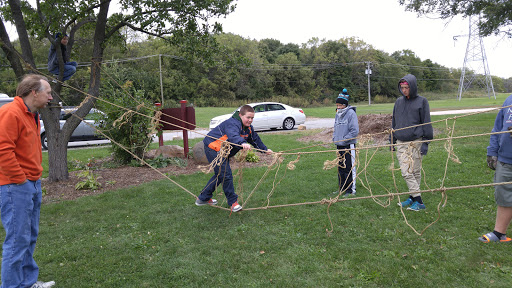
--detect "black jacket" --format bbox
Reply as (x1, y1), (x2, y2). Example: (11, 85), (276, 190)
(391, 74), (433, 143)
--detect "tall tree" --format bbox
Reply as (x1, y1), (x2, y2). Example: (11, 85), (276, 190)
(0, 0), (235, 181)
(399, 0), (512, 36)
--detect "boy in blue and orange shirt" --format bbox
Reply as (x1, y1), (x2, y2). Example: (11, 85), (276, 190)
(196, 105), (272, 212)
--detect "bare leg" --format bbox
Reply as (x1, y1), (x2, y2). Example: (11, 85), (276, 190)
(494, 206), (512, 234)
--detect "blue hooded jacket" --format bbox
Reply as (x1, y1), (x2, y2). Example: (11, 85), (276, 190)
(47, 33), (69, 71)
(487, 94), (512, 164)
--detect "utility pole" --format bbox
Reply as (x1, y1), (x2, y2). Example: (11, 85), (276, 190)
(365, 62), (372, 105)
(454, 16), (495, 101)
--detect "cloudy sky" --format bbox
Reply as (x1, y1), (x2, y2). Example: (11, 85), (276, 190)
(4, 0), (510, 78)
(216, 0), (512, 78)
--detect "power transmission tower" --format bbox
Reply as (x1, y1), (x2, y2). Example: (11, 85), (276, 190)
(454, 16), (495, 101)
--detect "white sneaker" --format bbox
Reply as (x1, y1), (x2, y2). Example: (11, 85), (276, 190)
(231, 202), (242, 212)
(195, 198), (218, 206)
(31, 281), (55, 288)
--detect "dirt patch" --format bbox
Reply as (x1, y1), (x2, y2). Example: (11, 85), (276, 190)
(297, 114), (392, 145)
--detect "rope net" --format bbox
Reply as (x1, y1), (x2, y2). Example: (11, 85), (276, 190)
(23, 60), (509, 235)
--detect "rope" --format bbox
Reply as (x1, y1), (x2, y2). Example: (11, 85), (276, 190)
(19, 52), (511, 236)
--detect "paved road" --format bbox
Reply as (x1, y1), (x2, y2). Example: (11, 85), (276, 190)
(65, 108), (495, 148)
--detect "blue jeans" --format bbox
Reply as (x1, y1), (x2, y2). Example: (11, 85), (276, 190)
(49, 61), (77, 81)
(1, 180), (42, 288)
(198, 144), (238, 206)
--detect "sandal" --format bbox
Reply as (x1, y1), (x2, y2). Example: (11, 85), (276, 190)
(478, 232), (512, 243)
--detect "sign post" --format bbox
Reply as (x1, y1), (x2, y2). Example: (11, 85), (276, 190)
(180, 100), (189, 157)
(158, 101), (196, 158)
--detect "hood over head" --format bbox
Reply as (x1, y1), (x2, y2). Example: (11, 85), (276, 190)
(398, 74), (418, 99)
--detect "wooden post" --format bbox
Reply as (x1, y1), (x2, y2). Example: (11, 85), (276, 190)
(155, 103), (163, 147)
(180, 100), (188, 157)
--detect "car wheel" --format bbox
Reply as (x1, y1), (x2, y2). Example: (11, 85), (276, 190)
(41, 133), (48, 150)
(283, 117), (295, 130)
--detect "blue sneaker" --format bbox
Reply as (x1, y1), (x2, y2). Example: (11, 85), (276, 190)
(407, 201), (426, 211)
(398, 198), (413, 207)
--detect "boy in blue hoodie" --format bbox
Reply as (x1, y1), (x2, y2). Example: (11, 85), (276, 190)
(47, 33), (77, 81)
(333, 89), (359, 197)
(196, 105), (272, 212)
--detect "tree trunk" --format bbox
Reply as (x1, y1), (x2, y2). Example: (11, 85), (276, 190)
(0, 21), (25, 79)
(44, 1), (110, 182)
(46, 133), (69, 181)
(7, 0), (36, 69)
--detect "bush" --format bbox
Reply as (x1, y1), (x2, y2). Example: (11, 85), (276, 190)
(99, 82), (155, 164)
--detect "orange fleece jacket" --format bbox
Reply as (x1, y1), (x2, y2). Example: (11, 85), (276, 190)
(0, 96), (43, 185)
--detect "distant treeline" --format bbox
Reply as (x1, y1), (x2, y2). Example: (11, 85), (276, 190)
(1, 33), (510, 107)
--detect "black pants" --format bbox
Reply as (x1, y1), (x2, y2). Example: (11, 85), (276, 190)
(337, 144), (356, 194)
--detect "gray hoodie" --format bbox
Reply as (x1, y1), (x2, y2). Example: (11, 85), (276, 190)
(333, 105), (359, 146)
(391, 74), (433, 143)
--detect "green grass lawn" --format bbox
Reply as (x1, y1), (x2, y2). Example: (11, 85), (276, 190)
(7, 99), (512, 286)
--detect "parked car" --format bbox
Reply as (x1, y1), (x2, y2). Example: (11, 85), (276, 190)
(0, 95), (13, 108)
(1, 99), (105, 149)
(209, 102), (306, 131)
(40, 107), (105, 150)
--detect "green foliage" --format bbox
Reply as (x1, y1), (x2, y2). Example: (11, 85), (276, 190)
(67, 159), (88, 171)
(244, 150), (260, 163)
(234, 149), (260, 163)
(399, 0), (512, 37)
(99, 74), (155, 164)
(145, 155), (188, 168)
(75, 170), (101, 190)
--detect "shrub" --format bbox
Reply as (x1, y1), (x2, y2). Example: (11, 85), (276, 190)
(99, 82), (155, 164)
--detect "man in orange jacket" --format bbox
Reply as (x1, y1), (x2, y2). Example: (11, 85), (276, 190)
(0, 74), (55, 288)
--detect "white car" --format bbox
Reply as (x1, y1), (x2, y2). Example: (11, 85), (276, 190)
(0, 95), (13, 108)
(41, 107), (105, 149)
(209, 102), (306, 131)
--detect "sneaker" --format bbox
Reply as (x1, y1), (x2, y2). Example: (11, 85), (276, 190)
(231, 201), (242, 212)
(195, 198), (218, 206)
(31, 281), (55, 288)
(343, 192), (355, 198)
(407, 201), (426, 211)
(398, 198), (414, 207)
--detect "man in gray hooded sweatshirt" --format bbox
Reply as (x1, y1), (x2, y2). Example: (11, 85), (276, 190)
(392, 74), (433, 211)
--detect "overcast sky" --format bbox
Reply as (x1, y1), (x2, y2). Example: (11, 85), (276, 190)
(216, 0), (512, 79)
(4, 0), (510, 78)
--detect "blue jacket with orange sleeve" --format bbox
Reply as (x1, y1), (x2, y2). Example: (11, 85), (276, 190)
(204, 116), (268, 157)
